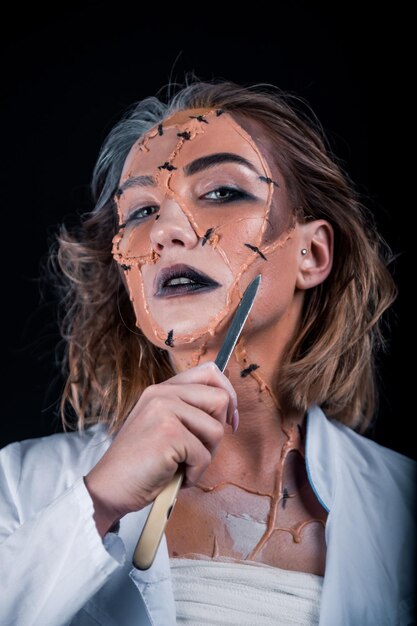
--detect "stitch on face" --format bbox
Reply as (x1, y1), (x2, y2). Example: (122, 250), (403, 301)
(201, 227), (215, 246)
(259, 175), (280, 188)
(121, 264), (131, 271)
(240, 363), (260, 378)
(158, 162), (177, 171)
(189, 114), (209, 124)
(244, 243), (268, 261)
(177, 131), (191, 140)
(157, 123), (164, 136)
(165, 329), (174, 347)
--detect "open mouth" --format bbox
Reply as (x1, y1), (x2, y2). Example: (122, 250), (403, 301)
(155, 263), (221, 298)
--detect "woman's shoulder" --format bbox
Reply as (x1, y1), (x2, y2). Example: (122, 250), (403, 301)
(308, 407), (416, 624)
(310, 404), (415, 469)
(330, 412), (415, 477)
(0, 423), (111, 483)
(307, 405), (416, 509)
(0, 424), (113, 533)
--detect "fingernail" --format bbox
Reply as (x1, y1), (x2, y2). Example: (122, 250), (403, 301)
(232, 408), (240, 433)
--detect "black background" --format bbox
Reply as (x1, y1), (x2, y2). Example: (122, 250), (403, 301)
(0, 3), (412, 458)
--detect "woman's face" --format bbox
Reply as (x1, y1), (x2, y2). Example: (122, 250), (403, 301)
(112, 108), (302, 356)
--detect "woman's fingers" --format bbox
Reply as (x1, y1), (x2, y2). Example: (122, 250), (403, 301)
(84, 360), (239, 536)
(160, 361), (238, 425)
(146, 382), (234, 428)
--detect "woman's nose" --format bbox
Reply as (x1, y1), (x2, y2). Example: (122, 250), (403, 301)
(150, 198), (199, 252)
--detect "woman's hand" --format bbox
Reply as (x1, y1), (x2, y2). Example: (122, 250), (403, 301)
(84, 361), (239, 536)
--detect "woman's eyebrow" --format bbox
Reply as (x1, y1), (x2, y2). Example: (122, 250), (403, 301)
(118, 175), (156, 194)
(183, 152), (260, 177)
(117, 153), (259, 195)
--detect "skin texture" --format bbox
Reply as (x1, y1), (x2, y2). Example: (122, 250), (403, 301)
(101, 108), (334, 575)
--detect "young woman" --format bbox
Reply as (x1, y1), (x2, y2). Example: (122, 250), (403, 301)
(1, 78), (414, 625)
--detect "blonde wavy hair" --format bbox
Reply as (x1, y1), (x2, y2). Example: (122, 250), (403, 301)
(50, 76), (396, 435)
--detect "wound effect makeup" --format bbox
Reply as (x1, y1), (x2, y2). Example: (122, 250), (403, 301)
(111, 108), (326, 568)
(112, 107), (294, 354)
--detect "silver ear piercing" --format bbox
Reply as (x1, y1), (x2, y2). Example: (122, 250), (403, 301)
(301, 248), (308, 255)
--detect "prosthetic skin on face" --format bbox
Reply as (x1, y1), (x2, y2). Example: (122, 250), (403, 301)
(112, 109), (327, 575)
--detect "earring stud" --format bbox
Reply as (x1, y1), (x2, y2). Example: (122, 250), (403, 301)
(301, 248), (308, 255)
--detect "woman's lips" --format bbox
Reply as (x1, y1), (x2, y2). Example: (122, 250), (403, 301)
(154, 263), (221, 298)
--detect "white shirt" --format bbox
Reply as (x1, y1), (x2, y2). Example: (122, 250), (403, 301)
(0, 405), (415, 625)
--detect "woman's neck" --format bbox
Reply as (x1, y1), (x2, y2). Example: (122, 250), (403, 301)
(168, 308), (304, 475)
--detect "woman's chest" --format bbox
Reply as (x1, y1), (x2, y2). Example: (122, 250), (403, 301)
(166, 465), (327, 576)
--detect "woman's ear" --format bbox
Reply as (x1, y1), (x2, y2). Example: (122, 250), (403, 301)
(296, 220), (333, 290)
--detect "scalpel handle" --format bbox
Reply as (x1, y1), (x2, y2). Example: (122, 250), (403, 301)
(132, 466), (183, 570)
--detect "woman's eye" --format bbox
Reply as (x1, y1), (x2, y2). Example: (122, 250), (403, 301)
(202, 187), (248, 202)
(127, 206), (159, 222)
